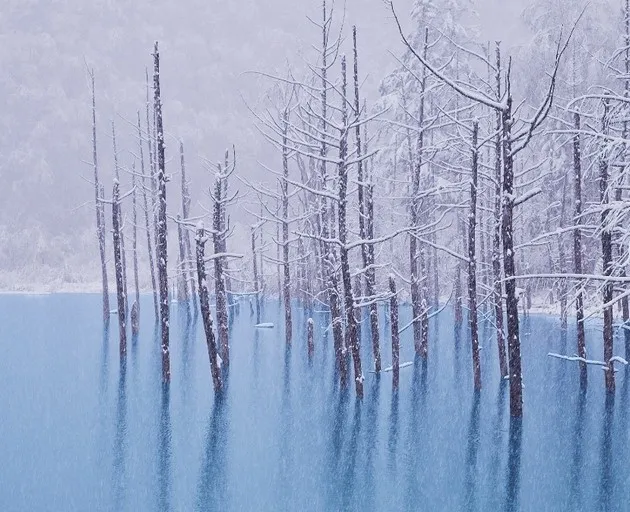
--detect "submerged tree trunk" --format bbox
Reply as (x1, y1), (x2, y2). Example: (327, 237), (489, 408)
(112, 180), (127, 356)
(502, 91), (523, 417)
(599, 99), (615, 393)
(154, 42), (170, 383)
(137, 111), (159, 321)
(572, 112), (587, 386)
(213, 172), (229, 366)
(493, 43), (508, 379)
(196, 226), (222, 392)
(90, 71), (110, 322)
(176, 216), (190, 306)
(180, 142), (197, 312)
(389, 276), (400, 390)
(281, 110), (292, 345)
(307, 317), (314, 359)
(410, 28), (429, 356)
(364, 123), (381, 373)
(131, 164), (140, 336)
(112, 121), (128, 317)
(251, 228), (261, 324)
(469, 122), (481, 391)
(338, 57), (363, 398)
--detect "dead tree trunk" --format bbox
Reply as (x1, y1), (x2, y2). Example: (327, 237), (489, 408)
(154, 42), (170, 383)
(363, 122), (381, 372)
(502, 87), (523, 417)
(180, 142), (198, 312)
(281, 110), (292, 345)
(469, 122), (481, 390)
(195, 226), (222, 392)
(90, 71), (110, 322)
(353, 27), (381, 372)
(307, 317), (314, 359)
(213, 171), (229, 366)
(389, 276), (400, 390)
(410, 28), (429, 356)
(131, 163), (140, 336)
(251, 228), (261, 324)
(112, 121), (128, 317)
(493, 43), (508, 379)
(573, 112), (587, 386)
(339, 56), (363, 398)
(176, 216), (190, 306)
(599, 99), (615, 393)
(558, 171), (569, 330)
(137, 111), (159, 320)
(112, 180), (127, 356)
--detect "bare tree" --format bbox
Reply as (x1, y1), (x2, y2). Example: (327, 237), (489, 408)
(112, 180), (127, 356)
(89, 70), (110, 322)
(153, 42), (170, 383)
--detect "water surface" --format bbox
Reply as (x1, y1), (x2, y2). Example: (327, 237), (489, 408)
(1, 295), (629, 511)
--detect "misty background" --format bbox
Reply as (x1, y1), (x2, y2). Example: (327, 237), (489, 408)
(0, 0), (616, 290)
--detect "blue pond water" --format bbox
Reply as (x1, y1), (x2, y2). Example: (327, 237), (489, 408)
(1, 294), (629, 511)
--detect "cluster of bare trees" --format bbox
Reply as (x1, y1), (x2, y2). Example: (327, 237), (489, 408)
(87, 0), (630, 417)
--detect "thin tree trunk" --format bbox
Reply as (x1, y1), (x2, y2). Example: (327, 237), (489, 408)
(410, 28), (429, 356)
(469, 122), (481, 390)
(137, 111), (159, 320)
(112, 180), (127, 356)
(131, 163), (140, 336)
(493, 43), (508, 379)
(176, 216), (190, 305)
(502, 83), (523, 417)
(389, 276), (400, 389)
(252, 228), (261, 324)
(90, 71), (110, 322)
(154, 42), (170, 383)
(573, 112), (587, 386)
(213, 173), (229, 366)
(281, 110), (292, 345)
(307, 317), (314, 359)
(364, 121), (381, 372)
(112, 121), (128, 316)
(599, 98), (615, 393)
(195, 226), (222, 392)
(339, 56), (363, 398)
(180, 142), (198, 312)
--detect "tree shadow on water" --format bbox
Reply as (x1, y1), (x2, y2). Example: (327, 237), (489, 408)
(504, 416), (523, 512)
(112, 357), (128, 510)
(462, 390), (481, 511)
(196, 392), (229, 511)
(157, 384), (172, 512)
(598, 393), (614, 512)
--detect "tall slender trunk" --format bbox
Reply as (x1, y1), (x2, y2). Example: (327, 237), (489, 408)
(252, 228), (261, 324)
(90, 72), (110, 322)
(112, 181), (127, 356)
(339, 56), (363, 397)
(493, 43), (508, 378)
(176, 146), (190, 308)
(213, 172), (229, 366)
(558, 170), (568, 330)
(131, 163), (140, 335)
(363, 121), (380, 372)
(112, 121), (128, 316)
(469, 122), (481, 390)
(137, 111), (159, 320)
(410, 28), (429, 357)
(154, 42), (170, 383)
(599, 99), (614, 392)
(573, 113), (587, 386)
(196, 226), (222, 392)
(281, 110), (292, 345)
(502, 80), (523, 417)
(389, 276), (400, 389)
(180, 143), (198, 313)
(353, 27), (381, 372)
